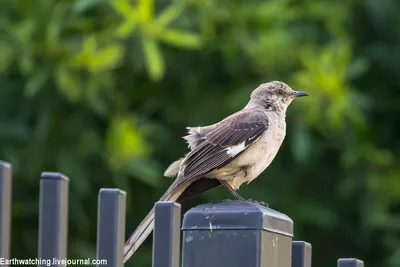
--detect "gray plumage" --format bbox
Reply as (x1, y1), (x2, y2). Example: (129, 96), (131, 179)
(123, 81), (309, 262)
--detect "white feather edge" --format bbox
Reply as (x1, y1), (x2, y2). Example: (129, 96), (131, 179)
(225, 135), (262, 158)
(183, 126), (206, 149)
(226, 141), (247, 157)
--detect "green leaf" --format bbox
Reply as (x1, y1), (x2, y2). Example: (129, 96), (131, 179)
(89, 44), (124, 71)
(54, 66), (83, 102)
(138, 0), (154, 23)
(115, 12), (138, 37)
(24, 67), (50, 98)
(70, 36), (97, 68)
(19, 55), (34, 74)
(86, 76), (110, 116)
(73, 0), (102, 14)
(157, 29), (202, 49)
(83, 35), (97, 55)
(46, 1), (69, 45)
(142, 37), (165, 81)
(107, 0), (135, 17)
(106, 115), (151, 169)
(154, 2), (186, 27)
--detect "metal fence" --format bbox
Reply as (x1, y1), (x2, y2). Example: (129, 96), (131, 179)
(0, 161), (365, 267)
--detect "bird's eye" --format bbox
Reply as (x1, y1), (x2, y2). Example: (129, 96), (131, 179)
(276, 89), (284, 95)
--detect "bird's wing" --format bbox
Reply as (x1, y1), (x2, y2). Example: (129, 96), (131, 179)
(167, 110), (268, 196)
(183, 124), (216, 149)
(164, 126), (216, 178)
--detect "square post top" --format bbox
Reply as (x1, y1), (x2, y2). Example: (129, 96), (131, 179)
(182, 200), (293, 237)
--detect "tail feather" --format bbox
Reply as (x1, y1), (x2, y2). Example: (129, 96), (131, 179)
(164, 158), (184, 178)
(123, 179), (188, 263)
(123, 207), (155, 262)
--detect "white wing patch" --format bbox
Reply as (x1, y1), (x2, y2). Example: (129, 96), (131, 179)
(226, 141), (247, 157)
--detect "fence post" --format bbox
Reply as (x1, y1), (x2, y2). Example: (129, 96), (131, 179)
(153, 201), (181, 267)
(96, 189), (126, 267)
(292, 241), (312, 267)
(0, 162), (12, 263)
(181, 200), (294, 267)
(38, 172), (69, 267)
(338, 258), (364, 267)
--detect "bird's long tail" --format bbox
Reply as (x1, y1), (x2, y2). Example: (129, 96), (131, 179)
(123, 176), (187, 262)
(124, 157), (224, 263)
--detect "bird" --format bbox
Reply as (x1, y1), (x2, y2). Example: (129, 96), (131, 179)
(123, 81), (309, 262)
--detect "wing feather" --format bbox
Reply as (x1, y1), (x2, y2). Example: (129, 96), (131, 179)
(167, 110), (268, 196)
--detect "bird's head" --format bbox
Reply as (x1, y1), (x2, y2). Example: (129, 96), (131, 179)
(248, 81), (309, 113)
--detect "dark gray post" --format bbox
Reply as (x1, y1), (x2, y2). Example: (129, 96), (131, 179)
(338, 259), (364, 267)
(96, 189), (126, 267)
(292, 241), (312, 267)
(182, 200), (294, 267)
(153, 201), (181, 267)
(38, 172), (69, 267)
(0, 162), (12, 262)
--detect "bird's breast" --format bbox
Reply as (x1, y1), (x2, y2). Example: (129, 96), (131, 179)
(236, 114), (286, 182)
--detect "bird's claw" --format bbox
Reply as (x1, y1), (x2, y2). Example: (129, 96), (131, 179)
(247, 198), (269, 207)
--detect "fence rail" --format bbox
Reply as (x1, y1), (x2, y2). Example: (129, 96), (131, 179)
(0, 161), (364, 267)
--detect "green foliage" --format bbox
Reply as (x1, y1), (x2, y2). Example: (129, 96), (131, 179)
(0, 0), (399, 267)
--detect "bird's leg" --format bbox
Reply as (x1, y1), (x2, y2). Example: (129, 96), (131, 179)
(219, 180), (245, 201)
(218, 180), (268, 207)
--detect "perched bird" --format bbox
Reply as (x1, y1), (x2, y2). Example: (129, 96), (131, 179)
(124, 81), (309, 262)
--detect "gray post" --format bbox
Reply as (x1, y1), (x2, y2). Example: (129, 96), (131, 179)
(182, 200), (294, 267)
(96, 189), (126, 267)
(0, 162), (12, 263)
(338, 259), (364, 267)
(38, 172), (69, 267)
(153, 201), (181, 267)
(292, 241), (312, 267)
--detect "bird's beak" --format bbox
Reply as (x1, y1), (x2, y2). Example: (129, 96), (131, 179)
(291, 91), (309, 98)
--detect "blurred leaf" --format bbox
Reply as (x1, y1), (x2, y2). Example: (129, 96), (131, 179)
(70, 35), (96, 67)
(18, 55), (34, 74)
(24, 67), (50, 98)
(157, 29), (202, 49)
(154, 2), (186, 27)
(106, 115), (151, 170)
(89, 44), (124, 71)
(54, 66), (83, 102)
(12, 19), (36, 44)
(115, 11), (139, 37)
(73, 0), (102, 14)
(107, 0), (135, 17)
(138, 0), (154, 23)
(86, 82), (110, 116)
(142, 37), (164, 81)
(45, 1), (69, 45)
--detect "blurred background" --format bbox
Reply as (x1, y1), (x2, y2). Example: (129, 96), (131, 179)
(0, 0), (399, 266)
